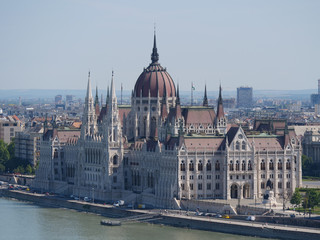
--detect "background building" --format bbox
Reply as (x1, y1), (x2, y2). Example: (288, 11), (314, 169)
(0, 115), (23, 144)
(237, 87), (253, 108)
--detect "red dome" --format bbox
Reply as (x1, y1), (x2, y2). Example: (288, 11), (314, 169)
(134, 63), (176, 98)
(134, 33), (176, 98)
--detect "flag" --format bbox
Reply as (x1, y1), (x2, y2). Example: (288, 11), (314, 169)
(192, 82), (195, 90)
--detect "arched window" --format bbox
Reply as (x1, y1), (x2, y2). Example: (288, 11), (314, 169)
(53, 149), (58, 159)
(248, 161), (252, 171)
(286, 160), (291, 170)
(241, 160), (246, 171)
(215, 161), (220, 171)
(269, 160), (274, 170)
(113, 155), (118, 165)
(180, 161), (185, 171)
(260, 160), (265, 170)
(278, 160), (282, 170)
(229, 161), (234, 171)
(236, 161), (240, 171)
(189, 161), (194, 171)
(242, 141), (246, 150)
(235, 141), (240, 150)
(198, 161), (203, 171)
(206, 161), (211, 171)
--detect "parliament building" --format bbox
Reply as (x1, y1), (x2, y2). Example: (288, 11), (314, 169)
(34, 34), (302, 208)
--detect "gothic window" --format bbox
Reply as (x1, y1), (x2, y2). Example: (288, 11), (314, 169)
(261, 182), (265, 189)
(278, 160), (282, 170)
(235, 141), (240, 150)
(229, 161), (234, 171)
(269, 160), (274, 170)
(278, 182), (282, 189)
(181, 183), (185, 191)
(242, 141), (246, 150)
(189, 161), (194, 171)
(198, 161), (203, 171)
(241, 160), (246, 171)
(260, 160), (265, 170)
(286, 182), (291, 188)
(113, 155), (118, 165)
(286, 160), (291, 170)
(236, 161), (240, 171)
(215, 161), (220, 171)
(190, 183), (194, 190)
(206, 161), (212, 171)
(207, 183), (211, 190)
(215, 183), (220, 190)
(248, 161), (252, 170)
(180, 161), (186, 171)
(53, 149), (58, 159)
(198, 183), (202, 190)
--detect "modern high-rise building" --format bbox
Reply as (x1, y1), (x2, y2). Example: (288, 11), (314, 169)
(237, 87), (253, 108)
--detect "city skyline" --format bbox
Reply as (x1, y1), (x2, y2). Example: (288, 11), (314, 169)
(1, 0), (319, 91)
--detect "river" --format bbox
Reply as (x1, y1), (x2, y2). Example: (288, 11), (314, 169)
(0, 197), (275, 240)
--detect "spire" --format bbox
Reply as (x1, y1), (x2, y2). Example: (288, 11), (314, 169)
(110, 70), (116, 102)
(86, 71), (92, 100)
(216, 84), (225, 119)
(95, 86), (99, 105)
(161, 89), (168, 119)
(203, 84), (208, 107)
(94, 86), (100, 116)
(176, 83), (180, 105)
(106, 85), (110, 104)
(151, 29), (159, 64)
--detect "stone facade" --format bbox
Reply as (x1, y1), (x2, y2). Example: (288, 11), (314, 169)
(34, 35), (302, 208)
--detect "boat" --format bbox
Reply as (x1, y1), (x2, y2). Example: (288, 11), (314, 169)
(100, 220), (121, 226)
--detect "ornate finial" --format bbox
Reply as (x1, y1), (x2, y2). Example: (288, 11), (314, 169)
(151, 28), (159, 63)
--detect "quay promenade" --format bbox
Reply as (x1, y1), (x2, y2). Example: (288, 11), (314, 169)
(1, 188), (320, 240)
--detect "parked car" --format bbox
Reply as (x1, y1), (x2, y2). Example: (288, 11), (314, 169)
(246, 216), (256, 221)
(113, 200), (125, 207)
(84, 197), (91, 202)
(222, 214), (230, 219)
(215, 214), (222, 218)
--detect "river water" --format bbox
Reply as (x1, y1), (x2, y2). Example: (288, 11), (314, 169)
(0, 197), (274, 240)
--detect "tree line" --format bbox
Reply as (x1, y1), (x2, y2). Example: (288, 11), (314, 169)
(0, 139), (35, 175)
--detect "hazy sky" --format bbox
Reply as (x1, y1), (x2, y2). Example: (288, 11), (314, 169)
(1, 0), (319, 92)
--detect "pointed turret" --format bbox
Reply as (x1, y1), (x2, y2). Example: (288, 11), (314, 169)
(203, 84), (208, 107)
(95, 86), (100, 116)
(175, 84), (182, 120)
(215, 84), (227, 135)
(86, 71), (92, 101)
(82, 71), (97, 137)
(151, 30), (159, 64)
(216, 84), (225, 118)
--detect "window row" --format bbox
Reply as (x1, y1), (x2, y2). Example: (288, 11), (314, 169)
(180, 161), (220, 172)
(181, 182), (220, 191)
(260, 159), (291, 170)
(229, 160), (252, 171)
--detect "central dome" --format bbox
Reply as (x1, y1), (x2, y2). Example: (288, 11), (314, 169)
(134, 34), (176, 98)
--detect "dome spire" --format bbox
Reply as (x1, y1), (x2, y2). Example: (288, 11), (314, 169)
(203, 84), (208, 107)
(151, 27), (159, 64)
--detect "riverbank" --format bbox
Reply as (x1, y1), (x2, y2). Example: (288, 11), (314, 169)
(1, 189), (319, 240)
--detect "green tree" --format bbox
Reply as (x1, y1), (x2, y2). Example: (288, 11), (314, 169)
(307, 189), (320, 209)
(290, 189), (302, 207)
(13, 165), (25, 174)
(25, 165), (33, 175)
(0, 140), (10, 167)
(7, 140), (15, 159)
